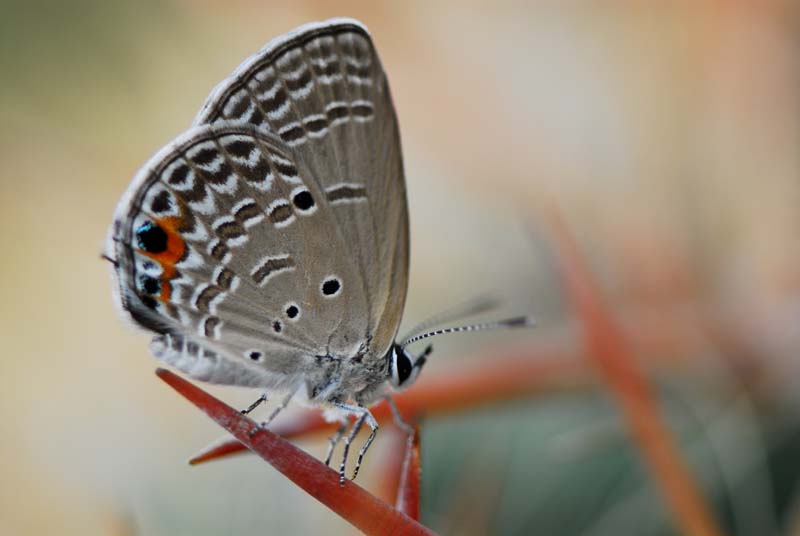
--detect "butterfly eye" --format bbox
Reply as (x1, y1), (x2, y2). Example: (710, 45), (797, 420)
(390, 346), (414, 387)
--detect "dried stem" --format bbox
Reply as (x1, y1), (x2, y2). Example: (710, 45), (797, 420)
(547, 211), (725, 536)
(156, 368), (435, 536)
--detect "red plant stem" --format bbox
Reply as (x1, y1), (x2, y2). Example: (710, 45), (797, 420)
(189, 351), (585, 465)
(156, 369), (436, 536)
(378, 427), (409, 505)
(548, 213), (724, 536)
(395, 426), (421, 520)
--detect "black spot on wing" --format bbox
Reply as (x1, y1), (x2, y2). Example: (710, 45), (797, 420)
(136, 222), (168, 253)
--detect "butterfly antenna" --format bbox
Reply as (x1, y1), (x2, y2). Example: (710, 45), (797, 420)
(400, 316), (535, 349)
(400, 295), (502, 342)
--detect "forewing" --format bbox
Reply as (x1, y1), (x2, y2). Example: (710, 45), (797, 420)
(194, 18), (409, 360)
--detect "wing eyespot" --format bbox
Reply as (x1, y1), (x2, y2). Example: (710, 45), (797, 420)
(321, 276), (341, 297)
(285, 303), (300, 320)
(292, 189), (315, 213)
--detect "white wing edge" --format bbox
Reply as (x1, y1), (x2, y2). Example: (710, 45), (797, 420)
(192, 17), (371, 127)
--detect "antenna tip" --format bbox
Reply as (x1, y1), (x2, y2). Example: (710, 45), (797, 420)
(506, 316), (536, 328)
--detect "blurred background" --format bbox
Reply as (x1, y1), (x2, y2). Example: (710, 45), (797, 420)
(1, 1), (799, 534)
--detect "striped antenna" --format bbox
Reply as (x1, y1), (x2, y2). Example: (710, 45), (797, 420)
(400, 316), (534, 349)
(400, 295), (501, 342)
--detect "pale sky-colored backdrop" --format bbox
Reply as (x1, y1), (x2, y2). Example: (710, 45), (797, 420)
(1, 1), (798, 535)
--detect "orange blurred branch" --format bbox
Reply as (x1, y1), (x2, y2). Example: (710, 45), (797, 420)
(547, 212), (725, 536)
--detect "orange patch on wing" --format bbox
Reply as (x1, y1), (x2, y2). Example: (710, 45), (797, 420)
(138, 216), (186, 302)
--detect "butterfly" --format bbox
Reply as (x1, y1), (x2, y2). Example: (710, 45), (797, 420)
(106, 17), (531, 485)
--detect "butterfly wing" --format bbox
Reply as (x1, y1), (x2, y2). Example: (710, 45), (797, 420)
(108, 19), (408, 390)
(194, 18), (409, 365)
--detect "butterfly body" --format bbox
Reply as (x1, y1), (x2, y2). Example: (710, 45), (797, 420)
(108, 18), (530, 483)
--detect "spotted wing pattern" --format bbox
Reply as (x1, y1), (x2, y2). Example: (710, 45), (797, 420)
(107, 19), (408, 391)
(195, 19), (408, 363)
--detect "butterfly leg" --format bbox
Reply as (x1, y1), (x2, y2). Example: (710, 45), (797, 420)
(352, 410), (379, 481)
(240, 392), (267, 415)
(339, 412), (366, 485)
(332, 403), (379, 485)
(385, 393), (413, 435)
(324, 421), (348, 467)
(260, 389), (295, 427)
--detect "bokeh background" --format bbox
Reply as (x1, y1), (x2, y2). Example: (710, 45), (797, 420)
(2, 1), (799, 534)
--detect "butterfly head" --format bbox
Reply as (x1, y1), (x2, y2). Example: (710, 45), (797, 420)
(387, 343), (431, 390)
(387, 312), (535, 392)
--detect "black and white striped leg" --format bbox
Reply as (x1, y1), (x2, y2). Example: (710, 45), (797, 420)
(241, 392), (267, 415)
(260, 390), (295, 428)
(352, 416), (379, 481)
(324, 421), (348, 467)
(333, 403), (379, 485)
(340, 413), (366, 485)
